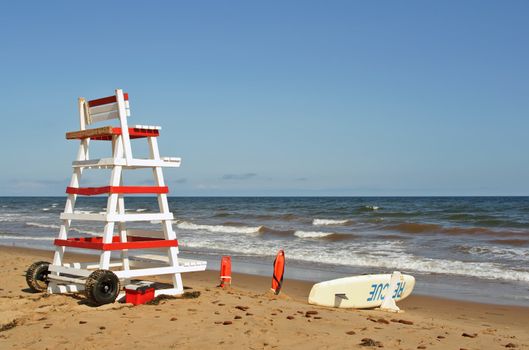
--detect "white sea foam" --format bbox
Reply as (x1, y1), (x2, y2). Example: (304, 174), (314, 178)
(26, 222), (60, 229)
(365, 205), (379, 210)
(468, 246), (529, 260)
(42, 208), (50, 211)
(181, 236), (529, 283)
(312, 218), (350, 226)
(294, 230), (334, 238)
(25, 222), (101, 236)
(175, 221), (262, 235)
(0, 213), (22, 222)
(0, 235), (54, 241)
(70, 228), (102, 236)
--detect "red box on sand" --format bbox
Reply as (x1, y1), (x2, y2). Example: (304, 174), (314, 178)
(125, 284), (155, 305)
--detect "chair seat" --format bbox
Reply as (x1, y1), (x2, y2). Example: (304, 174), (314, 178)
(66, 126), (160, 140)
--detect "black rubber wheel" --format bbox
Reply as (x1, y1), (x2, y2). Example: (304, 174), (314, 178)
(25, 261), (50, 292)
(85, 269), (120, 306)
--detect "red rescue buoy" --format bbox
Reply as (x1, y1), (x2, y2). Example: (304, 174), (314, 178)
(271, 250), (285, 295)
(219, 256), (231, 288)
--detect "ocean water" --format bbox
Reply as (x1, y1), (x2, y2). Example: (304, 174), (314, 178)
(1, 196), (528, 306)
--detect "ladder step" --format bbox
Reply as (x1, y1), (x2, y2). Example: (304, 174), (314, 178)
(66, 186), (169, 196)
(130, 254), (207, 267)
(60, 212), (174, 222)
(72, 158), (181, 168)
(54, 235), (178, 251)
(114, 264), (206, 279)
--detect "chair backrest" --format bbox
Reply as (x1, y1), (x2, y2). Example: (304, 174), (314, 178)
(78, 89), (133, 161)
(79, 89), (130, 130)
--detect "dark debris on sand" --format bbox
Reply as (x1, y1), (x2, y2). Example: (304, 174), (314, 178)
(146, 295), (178, 305)
(360, 338), (383, 347)
(391, 318), (414, 325)
(0, 319), (19, 332)
(146, 291), (201, 305)
(462, 333), (478, 338)
(181, 291), (201, 299)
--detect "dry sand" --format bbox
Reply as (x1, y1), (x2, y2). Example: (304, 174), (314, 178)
(0, 246), (528, 349)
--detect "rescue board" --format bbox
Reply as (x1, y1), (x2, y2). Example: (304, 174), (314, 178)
(308, 273), (415, 309)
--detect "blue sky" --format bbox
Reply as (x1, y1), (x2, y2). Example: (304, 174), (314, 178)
(0, 1), (527, 196)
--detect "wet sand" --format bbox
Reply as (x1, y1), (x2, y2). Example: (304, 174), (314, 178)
(0, 246), (528, 349)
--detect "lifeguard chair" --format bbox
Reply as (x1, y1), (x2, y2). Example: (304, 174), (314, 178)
(25, 89), (206, 305)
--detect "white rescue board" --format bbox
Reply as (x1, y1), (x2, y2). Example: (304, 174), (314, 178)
(308, 273), (415, 309)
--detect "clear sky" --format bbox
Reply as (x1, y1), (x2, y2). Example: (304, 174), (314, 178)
(0, 1), (527, 196)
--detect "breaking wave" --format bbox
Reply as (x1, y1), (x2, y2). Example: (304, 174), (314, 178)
(0, 234), (54, 241)
(26, 222), (60, 230)
(70, 228), (101, 236)
(174, 220), (354, 241)
(294, 230), (334, 238)
(459, 245), (529, 261)
(175, 221), (263, 235)
(25, 222), (101, 236)
(294, 230), (352, 241)
(358, 205), (380, 212)
(213, 212), (301, 221)
(0, 213), (22, 222)
(384, 222), (526, 237)
(312, 218), (353, 226)
(182, 239), (529, 283)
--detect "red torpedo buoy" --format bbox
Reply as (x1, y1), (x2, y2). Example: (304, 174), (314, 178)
(219, 256), (232, 288)
(271, 250), (285, 295)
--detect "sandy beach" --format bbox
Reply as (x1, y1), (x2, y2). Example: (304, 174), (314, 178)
(0, 246), (527, 349)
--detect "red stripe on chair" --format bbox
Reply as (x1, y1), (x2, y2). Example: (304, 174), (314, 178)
(54, 236), (178, 250)
(88, 93), (129, 107)
(66, 186), (169, 196)
(117, 127), (159, 139)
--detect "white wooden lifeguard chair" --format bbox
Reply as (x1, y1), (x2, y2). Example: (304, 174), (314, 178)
(25, 89), (206, 305)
